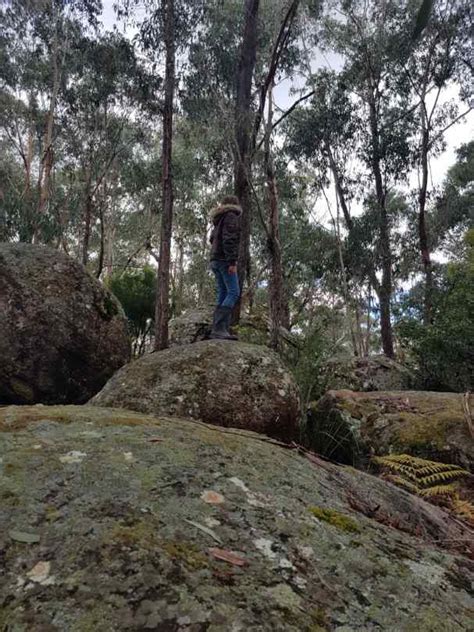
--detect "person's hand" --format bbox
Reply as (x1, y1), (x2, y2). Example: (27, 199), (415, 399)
(228, 265), (237, 275)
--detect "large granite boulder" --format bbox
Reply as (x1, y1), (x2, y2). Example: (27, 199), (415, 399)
(0, 243), (130, 405)
(0, 405), (472, 630)
(306, 390), (474, 471)
(91, 341), (300, 441)
(316, 355), (414, 397)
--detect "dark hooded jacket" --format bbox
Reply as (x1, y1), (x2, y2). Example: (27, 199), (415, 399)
(209, 203), (242, 266)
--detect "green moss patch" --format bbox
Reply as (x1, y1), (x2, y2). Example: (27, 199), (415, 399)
(107, 520), (160, 549)
(161, 539), (209, 570)
(308, 506), (361, 533)
(393, 413), (461, 450)
(0, 405), (161, 432)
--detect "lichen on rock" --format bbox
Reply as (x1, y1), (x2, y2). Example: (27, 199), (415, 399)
(0, 243), (131, 405)
(0, 404), (473, 631)
(316, 355), (415, 397)
(90, 340), (301, 441)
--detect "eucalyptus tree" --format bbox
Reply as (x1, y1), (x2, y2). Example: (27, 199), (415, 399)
(285, 0), (470, 357)
(432, 140), (474, 259)
(116, 0), (206, 348)
(0, 0), (101, 242)
(59, 30), (158, 270)
(403, 0), (473, 323)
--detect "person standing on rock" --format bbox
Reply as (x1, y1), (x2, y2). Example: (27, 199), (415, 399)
(209, 195), (242, 340)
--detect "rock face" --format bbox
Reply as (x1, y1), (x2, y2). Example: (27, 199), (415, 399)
(169, 306), (214, 346)
(307, 390), (474, 470)
(91, 340), (300, 441)
(1, 405), (472, 631)
(169, 306), (299, 355)
(317, 355), (414, 396)
(0, 243), (130, 405)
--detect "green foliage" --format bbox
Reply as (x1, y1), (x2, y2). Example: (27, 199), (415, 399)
(397, 230), (474, 391)
(373, 453), (469, 491)
(373, 453), (474, 525)
(432, 141), (474, 257)
(290, 309), (345, 406)
(108, 267), (156, 355)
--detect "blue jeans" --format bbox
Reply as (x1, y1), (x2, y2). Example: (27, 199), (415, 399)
(210, 260), (240, 308)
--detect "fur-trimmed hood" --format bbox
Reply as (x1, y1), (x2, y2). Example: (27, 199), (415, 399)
(210, 203), (242, 224)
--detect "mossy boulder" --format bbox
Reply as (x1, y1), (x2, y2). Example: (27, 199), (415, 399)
(307, 390), (474, 471)
(0, 243), (130, 405)
(316, 355), (414, 398)
(0, 404), (473, 630)
(90, 341), (300, 441)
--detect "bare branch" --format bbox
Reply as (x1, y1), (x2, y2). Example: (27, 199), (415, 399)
(256, 89), (316, 151)
(429, 106), (474, 148)
(251, 0), (300, 153)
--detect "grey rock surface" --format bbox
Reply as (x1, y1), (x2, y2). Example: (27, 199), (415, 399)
(169, 306), (214, 346)
(0, 405), (472, 631)
(318, 355), (414, 396)
(0, 243), (130, 404)
(91, 340), (300, 441)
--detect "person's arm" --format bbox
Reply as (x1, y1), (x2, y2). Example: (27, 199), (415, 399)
(222, 212), (240, 270)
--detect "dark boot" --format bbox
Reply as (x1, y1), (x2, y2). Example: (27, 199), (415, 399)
(222, 306), (238, 340)
(209, 306), (238, 340)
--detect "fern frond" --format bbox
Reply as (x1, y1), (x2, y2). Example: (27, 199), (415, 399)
(388, 464), (421, 482)
(374, 454), (473, 526)
(385, 474), (421, 495)
(373, 454), (425, 467)
(420, 469), (469, 487)
(373, 454), (470, 498)
(420, 484), (456, 498)
(415, 462), (464, 476)
(372, 456), (423, 481)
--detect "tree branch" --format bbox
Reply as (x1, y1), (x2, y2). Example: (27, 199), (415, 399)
(250, 0), (300, 154)
(429, 106), (474, 148)
(256, 89), (315, 151)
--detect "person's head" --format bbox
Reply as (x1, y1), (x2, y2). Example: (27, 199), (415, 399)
(210, 194), (242, 221)
(220, 194), (240, 207)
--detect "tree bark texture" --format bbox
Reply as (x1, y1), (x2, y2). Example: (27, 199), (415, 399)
(264, 85), (289, 349)
(154, 0), (175, 351)
(35, 0), (61, 242)
(233, 0), (260, 319)
(81, 154), (94, 266)
(418, 123), (433, 325)
(368, 94), (394, 358)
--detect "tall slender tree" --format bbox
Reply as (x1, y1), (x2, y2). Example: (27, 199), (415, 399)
(264, 82), (289, 349)
(233, 0), (260, 313)
(154, 0), (175, 350)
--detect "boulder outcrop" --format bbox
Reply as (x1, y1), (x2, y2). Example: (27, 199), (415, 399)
(306, 390), (474, 470)
(169, 306), (214, 346)
(91, 340), (300, 441)
(168, 307), (273, 347)
(0, 243), (130, 405)
(317, 355), (414, 396)
(0, 405), (472, 631)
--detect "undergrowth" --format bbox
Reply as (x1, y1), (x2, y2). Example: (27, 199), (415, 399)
(373, 454), (474, 526)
